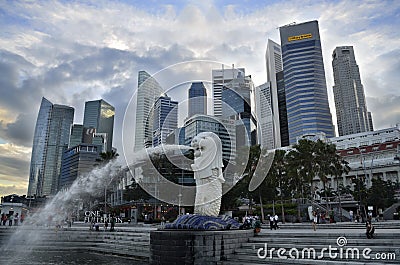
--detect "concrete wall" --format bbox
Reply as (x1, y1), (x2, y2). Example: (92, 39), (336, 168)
(150, 229), (254, 265)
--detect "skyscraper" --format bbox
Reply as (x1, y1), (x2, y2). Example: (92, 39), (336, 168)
(152, 94), (178, 147)
(221, 73), (253, 146)
(212, 67), (245, 117)
(332, 46), (373, 136)
(255, 82), (273, 149)
(28, 97), (74, 197)
(134, 71), (163, 151)
(279, 20), (335, 144)
(83, 99), (115, 152)
(276, 71), (289, 147)
(188, 82), (207, 117)
(257, 39), (284, 149)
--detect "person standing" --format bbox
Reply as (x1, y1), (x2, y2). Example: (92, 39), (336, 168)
(349, 210), (354, 222)
(274, 214), (279, 229)
(1, 214), (7, 226)
(8, 214), (13, 226)
(0, 214), (5, 226)
(110, 216), (116, 232)
(14, 213), (19, 226)
(269, 215), (275, 230)
(312, 211), (317, 231)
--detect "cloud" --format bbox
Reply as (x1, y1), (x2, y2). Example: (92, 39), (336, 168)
(367, 95), (400, 129)
(0, 0), (400, 195)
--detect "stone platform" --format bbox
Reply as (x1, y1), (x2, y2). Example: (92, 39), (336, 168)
(150, 229), (254, 265)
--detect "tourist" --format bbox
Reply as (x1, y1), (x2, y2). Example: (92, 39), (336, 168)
(274, 214), (279, 229)
(14, 213), (19, 226)
(312, 211), (317, 231)
(1, 213), (6, 226)
(366, 221), (375, 239)
(349, 210), (354, 222)
(8, 214), (13, 226)
(269, 214), (275, 230)
(110, 215), (116, 232)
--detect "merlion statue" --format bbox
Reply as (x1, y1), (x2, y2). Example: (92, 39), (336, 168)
(191, 132), (224, 217)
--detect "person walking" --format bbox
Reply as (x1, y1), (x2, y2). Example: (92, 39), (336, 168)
(104, 220), (109, 231)
(349, 210), (354, 222)
(1, 214), (5, 226)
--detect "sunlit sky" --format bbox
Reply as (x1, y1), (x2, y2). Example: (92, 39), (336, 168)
(1, 0), (399, 197)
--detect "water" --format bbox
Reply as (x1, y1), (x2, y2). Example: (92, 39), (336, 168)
(1, 251), (146, 264)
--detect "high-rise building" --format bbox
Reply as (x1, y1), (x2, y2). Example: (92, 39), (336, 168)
(332, 46), (372, 136)
(184, 114), (236, 162)
(279, 20), (335, 144)
(134, 71), (163, 151)
(188, 82), (207, 117)
(152, 95), (178, 147)
(255, 82), (274, 149)
(69, 124), (84, 148)
(28, 97), (74, 197)
(83, 99), (115, 152)
(256, 39), (284, 149)
(276, 71), (289, 147)
(222, 73), (253, 147)
(212, 66), (245, 117)
(59, 144), (101, 190)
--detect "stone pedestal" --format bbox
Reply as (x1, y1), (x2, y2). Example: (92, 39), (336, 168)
(150, 229), (253, 265)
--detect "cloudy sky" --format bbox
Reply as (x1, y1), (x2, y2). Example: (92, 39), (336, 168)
(0, 0), (399, 197)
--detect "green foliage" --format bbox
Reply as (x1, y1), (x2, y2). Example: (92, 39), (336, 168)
(367, 177), (396, 209)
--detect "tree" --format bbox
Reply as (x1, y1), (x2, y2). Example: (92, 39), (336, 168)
(97, 150), (119, 163)
(367, 178), (396, 211)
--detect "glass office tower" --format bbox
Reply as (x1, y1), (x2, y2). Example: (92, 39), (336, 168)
(279, 20), (335, 144)
(188, 82), (207, 117)
(83, 99), (115, 152)
(28, 97), (74, 197)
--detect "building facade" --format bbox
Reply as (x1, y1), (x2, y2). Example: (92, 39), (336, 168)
(332, 46), (373, 136)
(152, 95), (178, 147)
(222, 73), (253, 147)
(212, 66), (245, 117)
(134, 71), (163, 151)
(276, 71), (290, 147)
(255, 82), (274, 149)
(329, 125), (400, 190)
(188, 82), (207, 117)
(83, 99), (115, 152)
(279, 20), (335, 144)
(184, 114), (236, 163)
(59, 144), (102, 190)
(264, 39), (284, 148)
(28, 97), (74, 197)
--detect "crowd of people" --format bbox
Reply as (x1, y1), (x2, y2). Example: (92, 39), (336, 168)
(0, 213), (24, 226)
